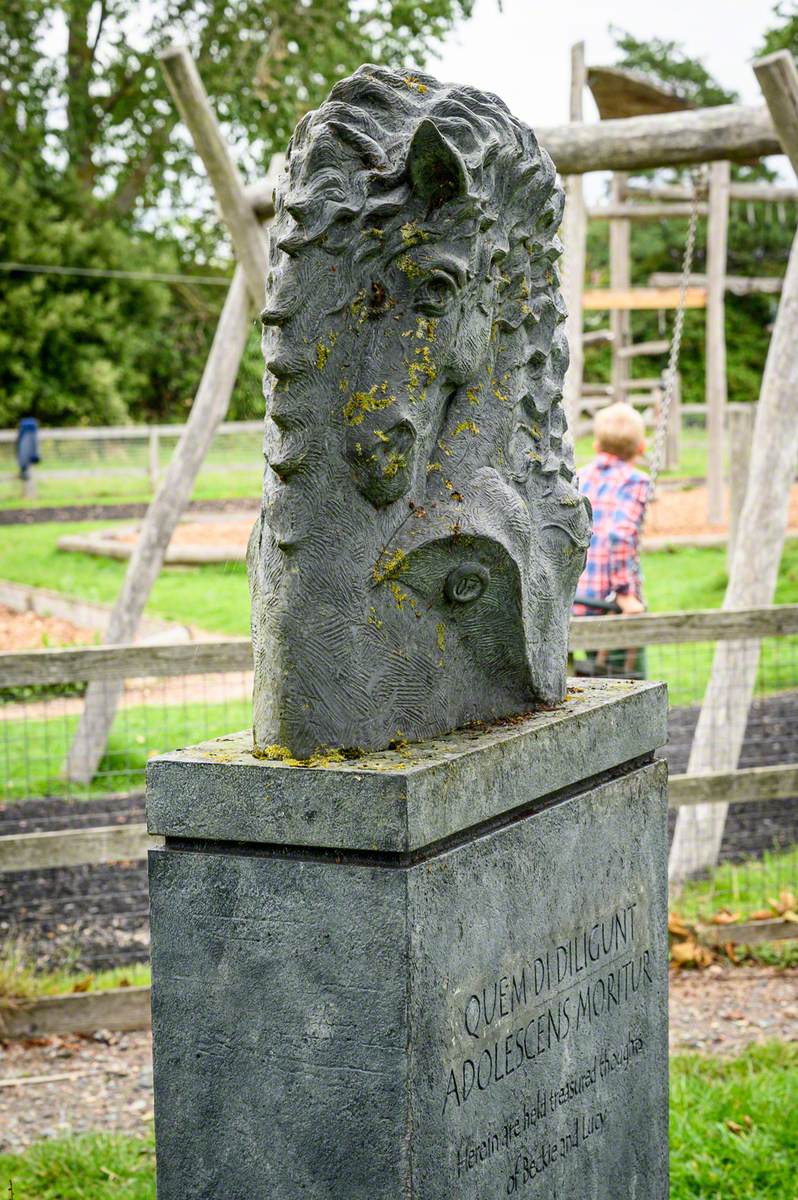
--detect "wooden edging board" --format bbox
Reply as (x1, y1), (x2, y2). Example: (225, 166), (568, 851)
(0, 986), (152, 1039)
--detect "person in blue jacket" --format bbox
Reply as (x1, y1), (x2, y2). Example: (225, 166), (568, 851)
(16, 417), (40, 481)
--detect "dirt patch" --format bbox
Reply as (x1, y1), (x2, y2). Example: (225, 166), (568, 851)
(0, 604), (97, 653)
(669, 964), (798, 1054)
(0, 1030), (153, 1154)
(646, 482), (798, 538)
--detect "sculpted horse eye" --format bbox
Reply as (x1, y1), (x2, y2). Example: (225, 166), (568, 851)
(414, 270), (458, 314)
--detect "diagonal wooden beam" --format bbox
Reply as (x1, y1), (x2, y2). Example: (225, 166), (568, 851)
(160, 44), (268, 303)
(754, 51), (798, 176)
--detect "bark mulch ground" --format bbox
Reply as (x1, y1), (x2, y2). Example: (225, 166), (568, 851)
(0, 967), (795, 1154)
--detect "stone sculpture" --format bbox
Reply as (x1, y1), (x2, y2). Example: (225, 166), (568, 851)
(248, 65), (592, 758)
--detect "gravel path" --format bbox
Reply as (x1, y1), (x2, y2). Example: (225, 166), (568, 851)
(1, 967), (795, 1154)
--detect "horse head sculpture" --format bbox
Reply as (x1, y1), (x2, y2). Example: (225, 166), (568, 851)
(249, 66), (592, 758)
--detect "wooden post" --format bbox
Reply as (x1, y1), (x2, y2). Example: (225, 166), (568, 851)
(562, 42), (587, 436)
(665, 371), (682, 471)
(727, 404), (756, 565)
(669, 51), (798, 883)
(609, 173), (631, 401)
(705, 160), (730, 525)
(159, 45), (267, 304)
(148, 428), (160, 490)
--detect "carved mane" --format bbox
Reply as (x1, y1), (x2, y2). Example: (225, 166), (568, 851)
(250, 66), (591, 758)
(263, 64), (574, 489)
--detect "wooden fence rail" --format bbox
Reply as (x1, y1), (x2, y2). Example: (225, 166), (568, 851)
(1, 605), (796, 686)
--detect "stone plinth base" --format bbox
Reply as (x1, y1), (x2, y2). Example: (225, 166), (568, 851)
(147, 679), (669, 1199)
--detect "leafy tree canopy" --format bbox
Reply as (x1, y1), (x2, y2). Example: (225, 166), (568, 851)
(758, 1), (798, 57)
(0, 0), (474, 227)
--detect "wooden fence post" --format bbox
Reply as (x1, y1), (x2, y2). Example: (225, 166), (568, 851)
(726, 404), (756, 566)
(669, 50), (798, 883)
(561, 41), (587, 435)
(148, 428), (160, 489)
(665, 371), (682, 471)
(65, 267), (252, 781)
(705, 160), (730, 525)
(610, 173), (631, 402)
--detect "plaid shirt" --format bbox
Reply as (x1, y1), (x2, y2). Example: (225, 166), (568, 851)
(572, 453), (649, 615)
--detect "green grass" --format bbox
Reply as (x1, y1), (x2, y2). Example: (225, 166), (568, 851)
(676, 845), (798, 925)
(0, 937), (150, 1001)
(0, 466), (262, 509)
(1, 695), (251, 803)
(670, 1043), (798, 1198)
(0, 1045), (795, 1198)
(0, 1133), (155, 1199)
(0, 522), (250, 636)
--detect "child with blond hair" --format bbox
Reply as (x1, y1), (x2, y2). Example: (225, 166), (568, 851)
(573, 402), (649, 674)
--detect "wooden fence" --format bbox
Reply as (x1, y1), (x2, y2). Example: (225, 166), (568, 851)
(1, 603), (797, 1035)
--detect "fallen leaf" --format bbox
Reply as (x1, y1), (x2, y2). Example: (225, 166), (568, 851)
(743, 1115), (753, 1129)
(723, 942), (740, 964)
(782, 910), (798, 925)
(725, 1119), (744, 1135)
(711, 909), (741, 926)
(668, 914), (692, 938)
(779, 890), (797, 911)
(748, 910), (773, 921)
(71, 976), (94, 994)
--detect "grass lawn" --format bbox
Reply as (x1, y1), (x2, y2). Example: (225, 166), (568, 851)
(1, 694), (252, 803)
(0, 522), (250, 637)
(0, 942), (150, 1001)
(0, 1044), (795, 1198)
(676, 845), (798, 926)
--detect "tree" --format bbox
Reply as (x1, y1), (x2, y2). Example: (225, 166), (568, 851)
(0, 1), (475, 226)
(758, 2), (798, 58)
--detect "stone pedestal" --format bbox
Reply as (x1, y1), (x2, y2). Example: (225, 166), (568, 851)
(147, 679), (669, 1199)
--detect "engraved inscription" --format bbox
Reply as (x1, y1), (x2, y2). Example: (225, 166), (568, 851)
(441, 901), (658, 1192)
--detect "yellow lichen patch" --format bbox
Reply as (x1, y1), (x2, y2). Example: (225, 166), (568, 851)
(427, 461), (442, 473)
(444, 479), (464, 502)
(436, 623), (446, 653)
(389, 580), (412, 610)
(401, 221), (429, 247)
(408, 345), (437, 402)
(403, 76), (428, 94)
(492, 381), (509, 403)
(415, 316), (438, 341)
(367, 607), (384, 630)
(466, 386), (481, 405)
(437, 437), (453, 458)
(373, 429), (390, 444)
(373, 546), (408, 584)
(315, 342), (329, 370)
(343, 383), (396, 426)
(397, 253), (426, 280)
(366, 227), (384, 240)
(453, 420), (480, 438)
(382, 451), (407, 479)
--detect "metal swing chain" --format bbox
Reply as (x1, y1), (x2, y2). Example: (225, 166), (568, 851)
(646, 168), (704, 504)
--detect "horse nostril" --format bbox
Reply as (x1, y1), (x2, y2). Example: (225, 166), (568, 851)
(444, 562), (490, 604)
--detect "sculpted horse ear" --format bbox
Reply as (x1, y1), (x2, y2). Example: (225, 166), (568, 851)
(406, 118), (467, 207)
